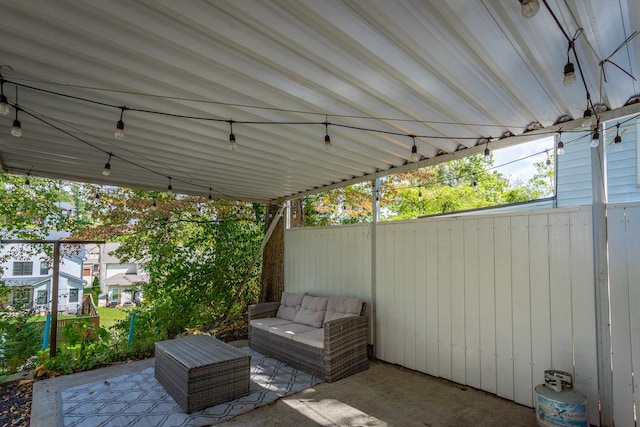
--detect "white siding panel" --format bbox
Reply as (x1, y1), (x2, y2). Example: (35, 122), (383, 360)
(478, 217), (497, 394)
(626, 206), (640, 424)
(568, 210), (599, 424)
(414, 221), (428, 374)
(463, 219), (481, 389)
(425, 220), (440, 377)
(528, 214), (552, 396)
(450, 219), (466, 385)
(494, 216), (514, 400)
(557, 136), (593, 207)
(511, 215), (533, 406)
(437, 220), (453, 380)
(608, 206), (636, 426)
(607, 121), (640, 203)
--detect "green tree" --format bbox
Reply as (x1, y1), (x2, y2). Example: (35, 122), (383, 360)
(74, 187), (264, 340)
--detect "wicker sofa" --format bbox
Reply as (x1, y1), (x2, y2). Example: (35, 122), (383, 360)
(248, 292), (369, 382)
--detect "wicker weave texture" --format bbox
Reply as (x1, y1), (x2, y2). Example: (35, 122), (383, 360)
(155, 335), (250, 413)
(248, 302), (369, 382)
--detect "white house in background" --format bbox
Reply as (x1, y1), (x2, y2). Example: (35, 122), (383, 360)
(83, 242), (147, 307)
(1, 231), (86, 314)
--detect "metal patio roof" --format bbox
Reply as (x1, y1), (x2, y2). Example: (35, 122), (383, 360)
(0, 0), (638, 203)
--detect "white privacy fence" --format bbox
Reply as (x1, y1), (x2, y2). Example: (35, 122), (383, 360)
(285, 204), (640, 426)
(607, 202), (640, 427)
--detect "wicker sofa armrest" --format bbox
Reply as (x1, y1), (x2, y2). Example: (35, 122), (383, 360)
(323, 315), (368, 346)
(248, 302), (281, 320)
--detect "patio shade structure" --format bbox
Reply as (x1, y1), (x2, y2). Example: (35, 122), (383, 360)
(0, 0), (638, 203)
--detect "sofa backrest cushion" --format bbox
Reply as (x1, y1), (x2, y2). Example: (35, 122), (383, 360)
(276, 292), (307, 321)
(293, 295), (329, 328)
(324, 296), (364, 323)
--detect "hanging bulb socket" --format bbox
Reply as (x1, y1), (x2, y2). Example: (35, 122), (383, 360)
(520, 0), (540, 18)
(114, 108), (126, 139)
(582, 109), (592, 128)
(613, 123), (622, 151)
(557, 140), (565, 155)
(167, 177), (173, 194)
(11, 118), (22, 137)
(410, 136), (419, 162)
(102, 154), (112, 176)
(0, 94), (9, 116)
(563, 62), (576, 87)
(484, 146), (491, 163)
(324, 119), (331, 150)
(590, 129), (600, 148)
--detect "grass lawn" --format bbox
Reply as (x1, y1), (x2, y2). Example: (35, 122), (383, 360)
(97, 307), (130, 330)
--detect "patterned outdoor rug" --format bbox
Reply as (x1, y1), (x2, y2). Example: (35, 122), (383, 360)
(59, 347), (322, 427)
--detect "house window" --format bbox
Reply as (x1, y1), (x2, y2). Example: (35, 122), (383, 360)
(111, 287), (119, 301)
(12, 287), (31, 305)
(40, 261), (49, 275)
(37, 290), (48, 305)
(69, 289), (79, 303)
(12, 261), (33, 276)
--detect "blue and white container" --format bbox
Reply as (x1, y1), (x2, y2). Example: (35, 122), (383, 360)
(534, 370), (588, 427)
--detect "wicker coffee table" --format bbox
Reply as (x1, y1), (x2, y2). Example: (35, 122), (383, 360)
(154, 335), (250, 413)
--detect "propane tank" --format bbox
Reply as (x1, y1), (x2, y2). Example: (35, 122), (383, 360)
(534, 370), (587, 427)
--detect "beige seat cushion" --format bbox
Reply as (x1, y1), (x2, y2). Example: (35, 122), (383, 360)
(249, 317), (292, 332)
(268, 322), (318, 339)
(292, 328), (325, 349)
(324, 296), (363, 323)
(276, 292), (307, 321)
(293, 295), (329, 328)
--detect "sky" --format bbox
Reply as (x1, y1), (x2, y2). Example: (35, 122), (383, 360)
(490, 136), (556, 183)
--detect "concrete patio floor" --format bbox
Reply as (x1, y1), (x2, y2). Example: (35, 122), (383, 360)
(31, 340), (537, 427)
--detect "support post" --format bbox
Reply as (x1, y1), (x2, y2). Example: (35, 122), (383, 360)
(50, 241), (60, 358)
(370, 179), (380, 358)
(591, 131), (613, 426)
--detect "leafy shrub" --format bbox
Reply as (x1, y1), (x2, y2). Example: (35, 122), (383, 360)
(0, 310), (42, 374)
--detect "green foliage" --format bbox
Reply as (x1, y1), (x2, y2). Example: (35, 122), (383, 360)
(0, 310), (42, 373)
(302, 153), (556, 224)
(74, 187), (264, 340)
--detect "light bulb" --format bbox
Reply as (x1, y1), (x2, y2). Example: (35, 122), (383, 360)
(520, 0), (540, 18)
(11, 119), (22, 137)
(614, 134), (622, 151)
(410, 145), (420, 162)
(590, 131), (599, 148)
(229, 133), (237, 150)
(102, 162), (111, 176)
(0, 94), (9, 115)
(114, 120), (124, 139)
(324, 134), (331, 150)
(167, 185), (173, 194)
(563, 62), (576, 87)
(484, 147), (491, 163)
(557, 141), (565, 155)
(582, 109), (592, 128)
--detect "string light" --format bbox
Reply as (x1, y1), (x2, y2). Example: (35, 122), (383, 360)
(151, 199), (157, 210)
(410, 136), (420, 162)
(557, 131), (565, 155)
(228, 120), (237, 151)
(519, 0), (540, 18)
(613, 123), (622, 151)
(102, 153), (112, 176)
(208, 187), (213, 200)
(473, 181), (478, 192)
(324, 117), (331, 150)
(545, 150), (551, 166)
(167, 177), (173, 194)
(0, 80), (9, 115)
(95, 191), (100, 200)
(114, 107), (126, 139)
(23, 173), (30, 190)
(563, 61), (576, 87)
(11, 108), (22, 137)
(582, 94), (593, 128)
(484, 140), (491, 163)
(590, 120), (600, 148)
